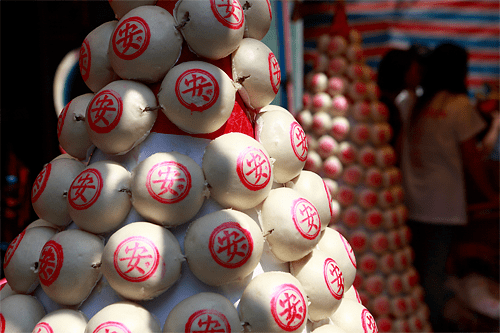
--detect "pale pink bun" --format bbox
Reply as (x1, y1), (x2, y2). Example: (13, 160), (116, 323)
(80, 21), (119, 93)
(261, 187), (322, 262)
(296, 109), (313, 131)
(232, 38), (281, 110)
(327, 57), (347, 76)
(307, 72), (329, 93)
(346, 44), (364, 63)
(370, 101), (390, 122)
(312, 111), (333, 136)
(358, 145), (376, 168)
(305, 150), (323, 173)
(366, 81), (380, 100)
(327, 35), (347, 57)
(349, 230), (368, 253)
(255, 105), (307, 183)
(372, 295), (391, 316)
(317, 227), (357, 290)
(68, 160), (132, 234)
(341, 205), (363, 229)
(378, 253), (395, 274)
(158, 61), (235, 134)
(337, 185), (356, 207)
(378, 189), (395, 209)
(86, 301), (161, 332)
(351, 101), (371, 122)
(371, 124), (393, 147)
(242, 0), (273, 40)
(358, 188), (378, 210)
(338, 141), (358, 165)
(364, 274), (384, 296)
(57, 93), (94, 160)
(383, 167), (402, 187)
(86, 80), (158, 155)
(365, 167), (383, 188)
(109, 6), (182, 83)
(388, 229), (403, 250)
(101, 222), (182, 301)
(202, 132), (273, 210)
(290, 249), (345, 321)
(348, 81), (367, 101)
(287, 170), (335, 230)
(342, 164), (363, 186)
(164, 292), (242, 332)
(391, 296), (407, 318)
(328, 76), (347, 96)
(370, 231), (389, 254)
(376, 316), (393, 333)
(322, 156), (343, 180)
(238, 272), (308, 333)
(330, 95), (349, 116)
(350, 123), (370, 146)
(364, 208), (383, 230)
(317, 135), (339, 159)
(31, 157), (86, 227)
(39, 229), (104, 305)
(359, 253), (377, 275)
(330, 116), (350, 141)
(388, 276), (404, 297)
(312, 92), (333, 113)
(184, 209), (264, 286)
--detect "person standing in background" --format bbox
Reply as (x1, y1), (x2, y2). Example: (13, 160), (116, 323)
(401, 42), (499, 331)
(377, 46), (426, 165)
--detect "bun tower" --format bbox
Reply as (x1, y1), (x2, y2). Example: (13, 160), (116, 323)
(296, 4), (432, 332)
(1, 1), (378, 333)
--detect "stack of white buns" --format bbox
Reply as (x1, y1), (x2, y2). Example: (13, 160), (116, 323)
(296, 30), (432, 332)
(0, 1), (378, 333)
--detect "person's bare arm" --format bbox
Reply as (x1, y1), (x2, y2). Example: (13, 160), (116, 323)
(480, 111), (500, 157)
(461, 136), (499, 203)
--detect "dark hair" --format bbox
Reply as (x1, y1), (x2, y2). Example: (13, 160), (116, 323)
(377, 48), (414, 94)
(411, 42), (469, 124)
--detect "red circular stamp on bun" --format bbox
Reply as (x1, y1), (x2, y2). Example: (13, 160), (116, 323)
(209, 222), (253, 268)
(324, 258), (344, 300)
(113, 236), (160, 283)
(39, 240), (64, 287)
(57, 101), (71, 138)
(290, 122), (308, 162)
(268, 53), (281, 94)
(93, 321), (131, 333)
(362, 308), (378, 333)
(236, 147), (271, 191)
(33, 322), (54, 333)
(68, 168), (103, 210)
(79, 38), (91, 82)
(340, 233), (357, 269)
(32, 163), (52, 203)
(146, 161), (192, 204)
(291, 198), (321, 240)
(87, 89), (123, 134)
(0, 314), (5, 333)
(175, 69), (219, 112)
(3, 229), (26, 269)
(185, 309), (231, 333)
(270, 283), (306, 331)
(210, 0), (244, 29)
(112, 16), (150, 60)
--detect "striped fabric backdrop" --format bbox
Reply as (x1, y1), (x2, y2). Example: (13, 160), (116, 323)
(301, 0), (499, 98)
